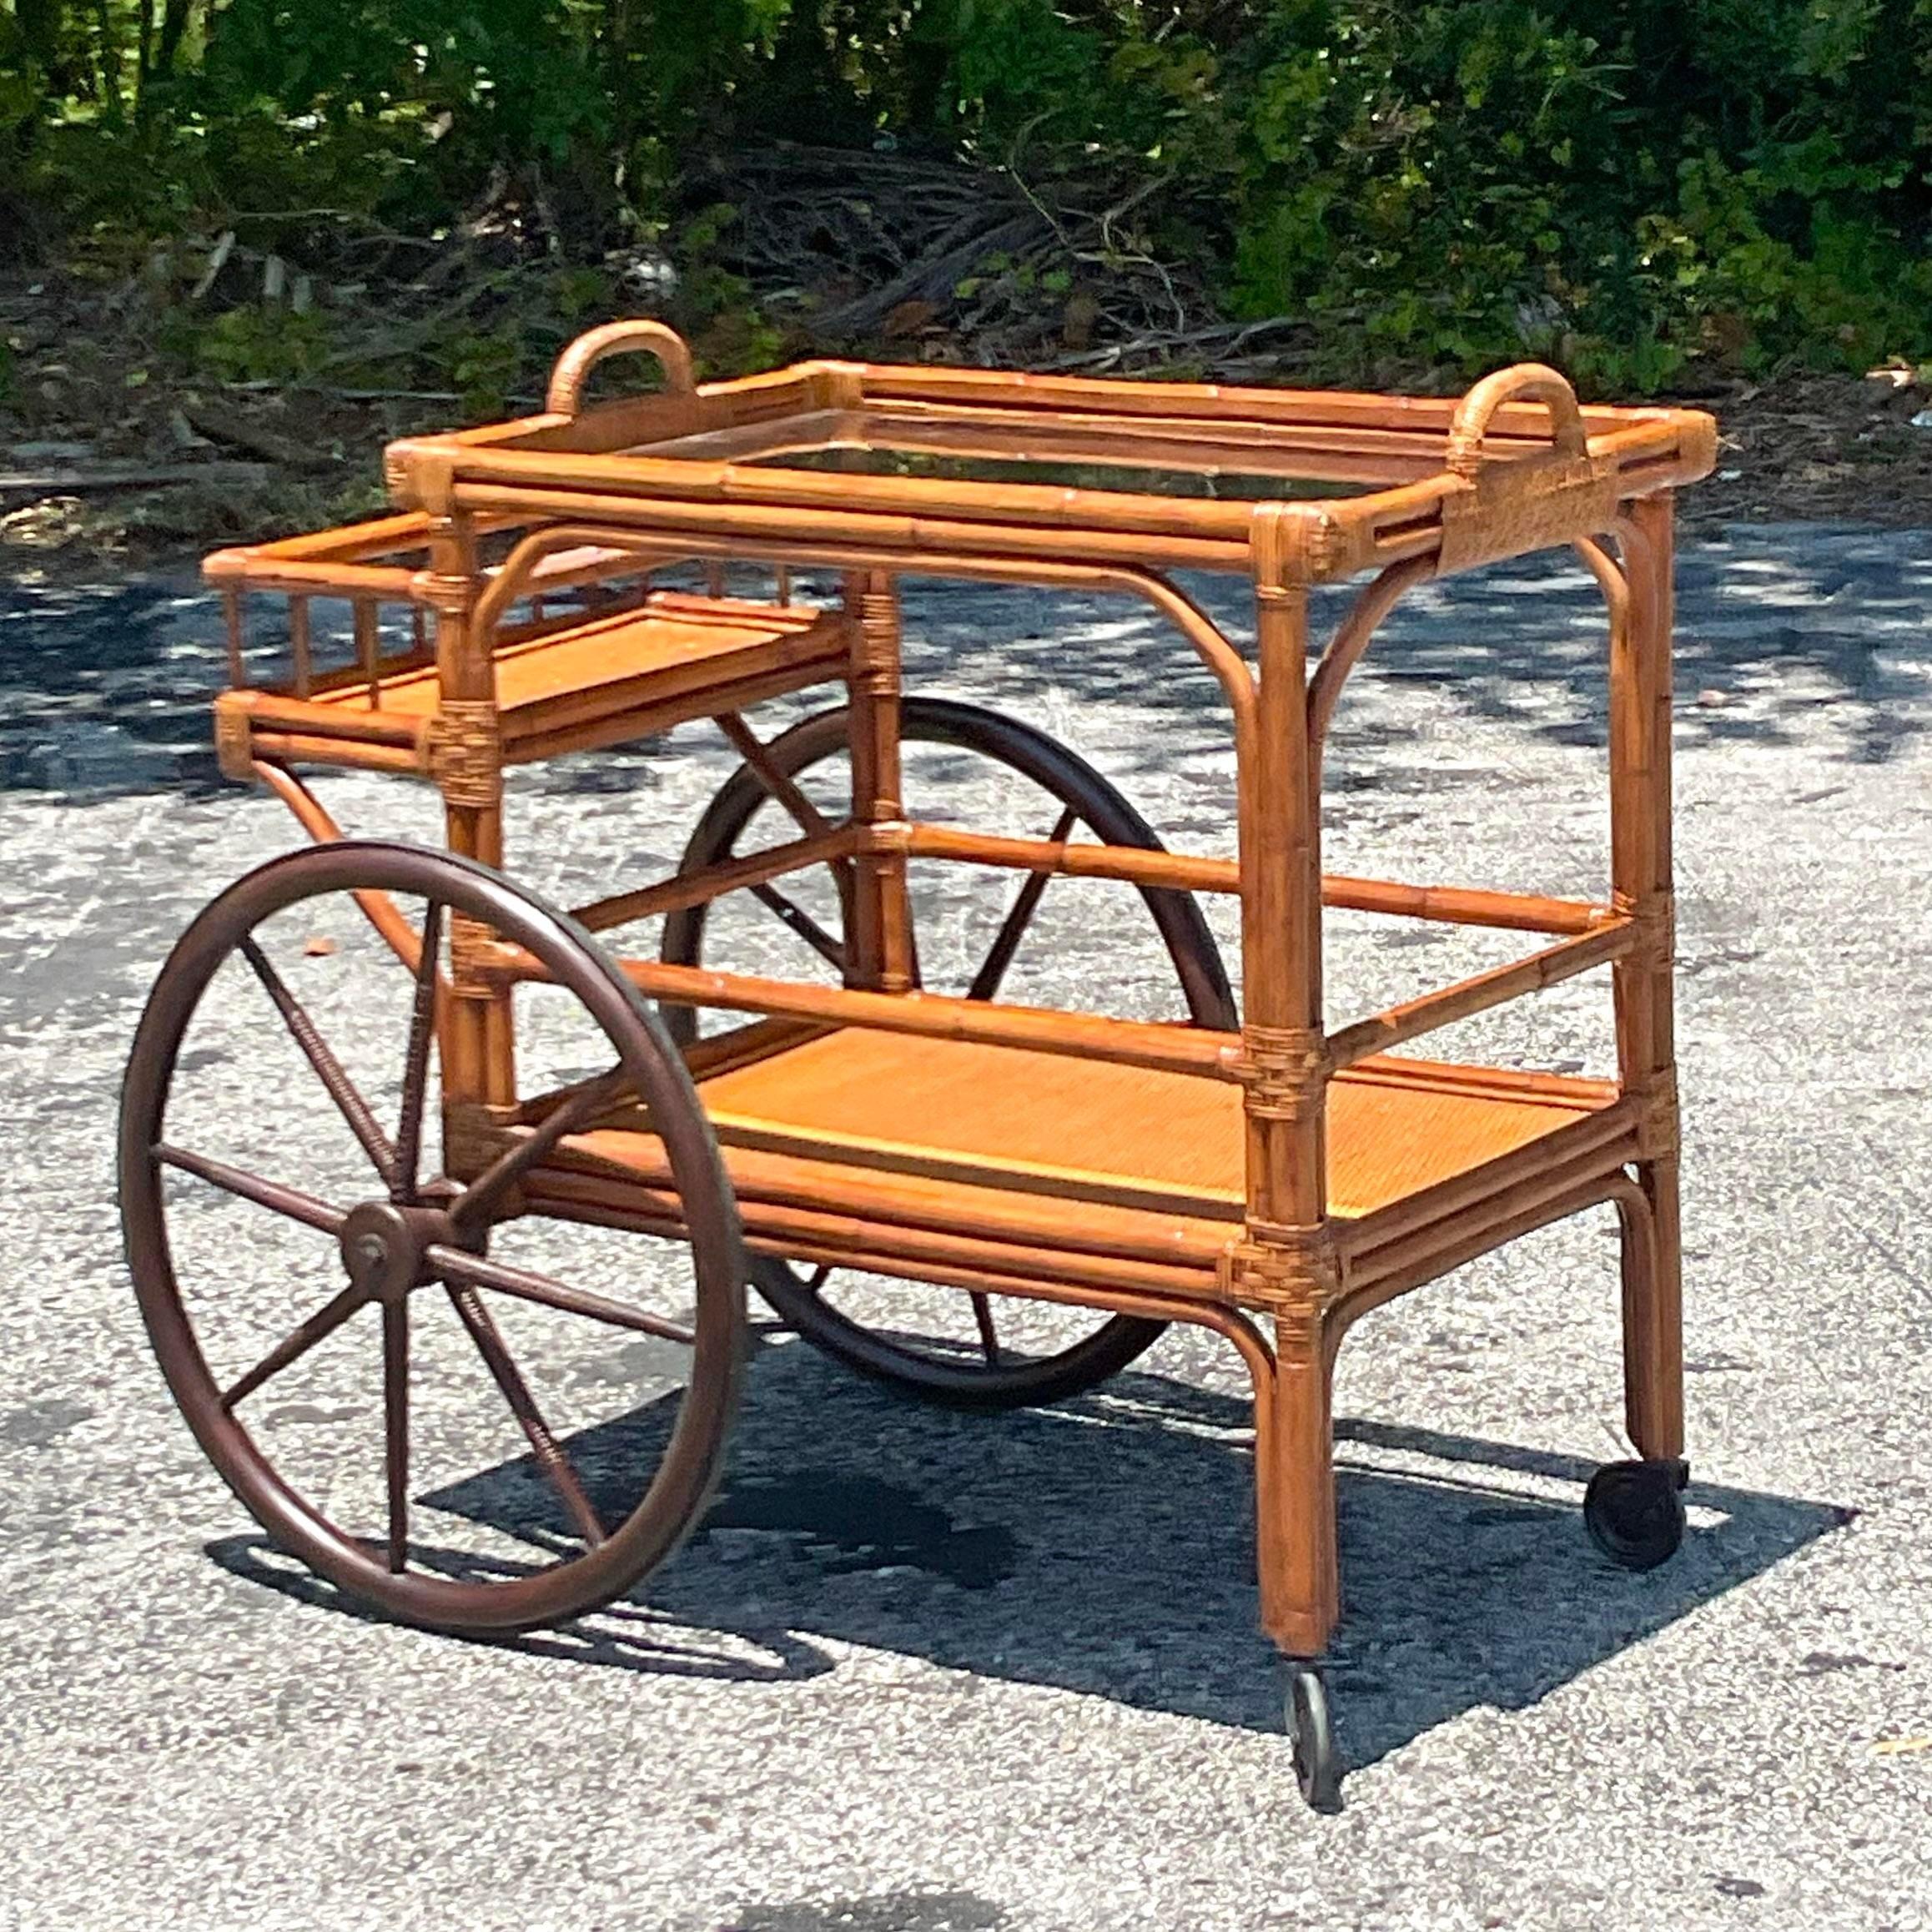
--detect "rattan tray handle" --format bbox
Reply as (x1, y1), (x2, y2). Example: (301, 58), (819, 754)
(1444, 363), (1589, 480)
(546, 319), (696, 415)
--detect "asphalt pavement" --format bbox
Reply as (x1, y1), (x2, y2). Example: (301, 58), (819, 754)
(1, 526), (1929, 1930)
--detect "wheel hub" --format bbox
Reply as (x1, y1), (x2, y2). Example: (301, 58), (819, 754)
(339, 1200), (450, 1302)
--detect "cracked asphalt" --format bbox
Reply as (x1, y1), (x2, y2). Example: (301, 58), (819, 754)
(1, 524), (1930, 1931)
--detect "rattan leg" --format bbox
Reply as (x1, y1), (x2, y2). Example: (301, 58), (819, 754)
(844, 571), (913, 993)
(1257, 1313), (1340, 1658)
(444, 797), (518, 1111)
(1618, 1159), (1684, 1462)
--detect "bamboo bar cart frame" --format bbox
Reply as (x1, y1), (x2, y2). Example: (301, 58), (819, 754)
(120, 319), (1715, 1811)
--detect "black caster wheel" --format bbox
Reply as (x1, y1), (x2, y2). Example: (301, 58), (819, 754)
(1583, 1457), (1688, 1571)
(1285, 1663), (1343, 1814)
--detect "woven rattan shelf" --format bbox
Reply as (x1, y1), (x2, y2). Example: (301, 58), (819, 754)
(589, 1028), (1607, 1214)
(506, 1028), (1631, 1307)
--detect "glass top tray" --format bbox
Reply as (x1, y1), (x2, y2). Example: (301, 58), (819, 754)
(732, 442), (1376, 502)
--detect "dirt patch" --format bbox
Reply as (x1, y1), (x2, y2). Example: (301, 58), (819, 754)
(1690, 371), (1932, 530)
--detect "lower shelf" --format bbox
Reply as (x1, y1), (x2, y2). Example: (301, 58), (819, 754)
(693, 1027), (1616, 1220)
(524, 1026), (1636, 1307)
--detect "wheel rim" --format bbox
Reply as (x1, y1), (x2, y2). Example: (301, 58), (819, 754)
(119, 840), (746, 1633)
(661, 697), (1235, 1411)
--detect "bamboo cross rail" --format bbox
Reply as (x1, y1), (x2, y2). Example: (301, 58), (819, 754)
(895, 823), (1613, 936)
(568, 826), (859, 934)
(477, 943), (1245, 1079)
(1325, 923), (1637, 1069)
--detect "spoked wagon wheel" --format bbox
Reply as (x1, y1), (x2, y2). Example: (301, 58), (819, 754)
(662, 697), (1235, 1412)
(119, 840), (746, 1635)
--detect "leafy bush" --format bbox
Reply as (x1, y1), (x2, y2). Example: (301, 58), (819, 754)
(1201, 0), (1932, 384)
(5, 0), (1932, 388)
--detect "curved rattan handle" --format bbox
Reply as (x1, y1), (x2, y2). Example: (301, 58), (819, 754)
(546, 319), (695, 415)
(1445, 363), (1587, 481)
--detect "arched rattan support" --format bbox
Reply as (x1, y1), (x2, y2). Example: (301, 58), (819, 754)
(250, 761), (443, 988)
(1306, 555), (1435, 772)
(466, 521), (1260, 756)
(956, 1274), (1279, 1398)
(1603, 511), (1661, 634)
(1309, 525), (1644, 796)
(1326, 1170), (1653, 1365)
(1571, 532), (1632, 644)
(1607, 1168), (1678, 1460)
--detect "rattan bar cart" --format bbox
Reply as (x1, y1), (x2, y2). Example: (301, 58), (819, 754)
(118, 321), (1715, 1809)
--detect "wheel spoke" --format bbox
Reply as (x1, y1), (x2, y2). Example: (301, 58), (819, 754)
(383, 1296), (410, 1572)
(446, 1285), (606, 1547)
(715, 711), (861, 956)
(965, 805), (1078, 1004)
(220, 1276), (368, 1410)
(392, 900), (443, 1201)
(970, 1292), (1002, 1366)
(450, 1068), (632, 1234)
(430, 1245), (697, 1346)
(717, 712), (842, 845)
(748, 881), (847, 971)
(154, 1143), (345, 1237)
(239, 934), (400, 1192)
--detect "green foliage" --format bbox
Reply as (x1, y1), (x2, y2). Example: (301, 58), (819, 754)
(670, 203), (786, 374)
(6, 0), (1932, 387)
(447, 327), (521, 416)
(182, 303), (332, 381)
(1199, 0), (1932, 383)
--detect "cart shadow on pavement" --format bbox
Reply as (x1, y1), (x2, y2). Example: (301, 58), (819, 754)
(209, 1334), (1849, 1775)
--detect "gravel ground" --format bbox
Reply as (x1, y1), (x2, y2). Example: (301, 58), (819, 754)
(2, 525), (1930, 1931)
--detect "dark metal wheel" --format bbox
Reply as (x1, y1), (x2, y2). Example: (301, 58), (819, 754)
(662, 697), (1235, 1412)
(119, 839), (747, 1635)
(1285, 1663), (1343, 1814)
(1583, 1457), (1688, 1571)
